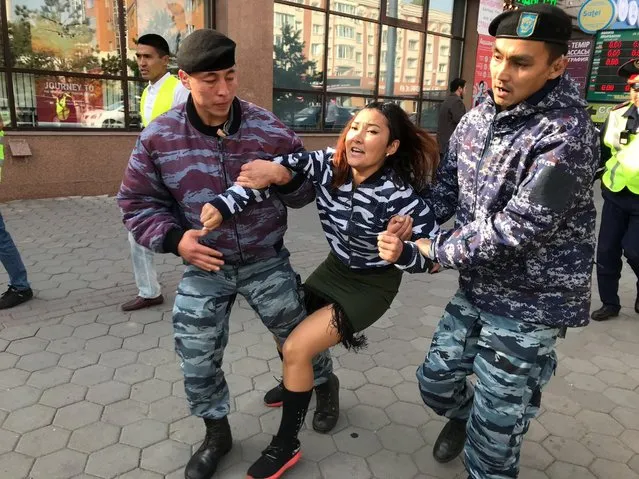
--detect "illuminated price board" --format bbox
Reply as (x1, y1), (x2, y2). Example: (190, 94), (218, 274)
(587, 29), (639, 103)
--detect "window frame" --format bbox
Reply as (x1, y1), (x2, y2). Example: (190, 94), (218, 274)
(273, 0), (466, 133)
(0, 0), (215, 131)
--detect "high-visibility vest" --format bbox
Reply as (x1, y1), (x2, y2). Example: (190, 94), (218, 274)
(602, 103), (639, 194)
(140, 75), (180, 127)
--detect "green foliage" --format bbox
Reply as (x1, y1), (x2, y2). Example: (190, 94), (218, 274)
(273, 23), (320, 90)
(8, 0), (110, 73)
(273, 23), (321, 124)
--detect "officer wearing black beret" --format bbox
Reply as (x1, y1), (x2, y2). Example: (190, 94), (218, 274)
(177, 29), (236, 74)
(489, 4), (572, 47)
(118, 28), (338, 479)
(416, 3), (600, 479)
(592, 57), (639, 322)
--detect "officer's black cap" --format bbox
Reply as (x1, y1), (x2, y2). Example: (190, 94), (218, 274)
(618, 58), (639, 83)
(488, 4), (572, 46)
(177, 29), (236, 74)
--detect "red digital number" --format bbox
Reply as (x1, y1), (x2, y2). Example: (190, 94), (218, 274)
(625, 85), (631, 92)
(632, 49), (639, 57)
(605, 58), (620, 66)
(600, 84), (615, 92)
(634, 41), (639, 48)
(608, 41), (622, 48)
(607, 49), (621, 57)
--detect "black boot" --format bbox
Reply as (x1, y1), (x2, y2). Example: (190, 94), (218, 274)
(312, 373), (339, 433)
(591, 304), (621, 321)
(264, 380), (285, 407)
(184, 416), (232, 479)
(433, 418), (466, 463)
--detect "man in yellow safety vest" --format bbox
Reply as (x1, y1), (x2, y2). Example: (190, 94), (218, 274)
(121, 34), (189, 311)
(591, 58), (639, 321)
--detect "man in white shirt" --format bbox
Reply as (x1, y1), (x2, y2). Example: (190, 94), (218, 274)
(121, 34), (189, 311)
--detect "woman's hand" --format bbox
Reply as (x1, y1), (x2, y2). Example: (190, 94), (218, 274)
(386, 215), (413, 241)
(200, 203), (223, 231)
(236, 160), (292, 189)
(377, 233), (404, 263)
(416, 238), (441, 273)
(415, 238), (432, 258)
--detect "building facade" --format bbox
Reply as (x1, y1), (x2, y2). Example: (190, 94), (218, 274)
(0, 0), (479, 201)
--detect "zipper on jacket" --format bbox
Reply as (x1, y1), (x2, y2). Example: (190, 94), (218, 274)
(345, 183), (357, 267)
(217, 137), (245, 264)
(473, 121), (494, 218)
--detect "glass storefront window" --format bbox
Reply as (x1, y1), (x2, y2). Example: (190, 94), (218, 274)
(0, 0), (211, 130)
(13, 73), (123, 128)
(385, 0), (425, 24)
(327, 16), (376, 95)
(379, 25), (423, 97)
(288, 0), (327, 7)
(273, 4), (325, 90)
(427, 0), (454, 35)
(124, 0), (206, 76)
(127, 80), (144, 128)
(7, 0), (122, 74)
(324, 95), (372, 130)
(0, 74), (9, 126)
(423, 34), (454, 101)
(274, 0), (466, 133)
(274, 91), (323, 130)
(420, 100), (440, 130)
(379, 97), (419, 121)
(331, 0), (380, 20)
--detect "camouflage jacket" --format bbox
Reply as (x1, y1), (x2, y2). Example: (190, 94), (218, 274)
(117, 97), (314, 265)
(427, 75), (599, 328)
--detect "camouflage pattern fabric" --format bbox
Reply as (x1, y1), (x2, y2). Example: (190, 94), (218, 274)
(417, 291), (559, 479)
(117, 97), (314, 265)
(173, 248), (333, 419)
(425, 75), (600, 328)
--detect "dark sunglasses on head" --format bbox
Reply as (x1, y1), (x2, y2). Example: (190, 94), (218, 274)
(632, 83), (639, 92)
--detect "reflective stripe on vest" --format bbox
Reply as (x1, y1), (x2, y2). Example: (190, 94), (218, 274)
(602, 104), (639, 194)
(140, 75), (180, 127)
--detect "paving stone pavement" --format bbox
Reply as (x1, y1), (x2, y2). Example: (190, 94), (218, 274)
(0, 192), (637, 479)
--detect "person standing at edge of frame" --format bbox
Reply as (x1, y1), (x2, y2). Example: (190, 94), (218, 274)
(0, 118), (34, 310)
(590, 58), (639, 321)
(121, 33), (189, 312)
(117, 29), (339, 479)
(403, 5), (599, 478)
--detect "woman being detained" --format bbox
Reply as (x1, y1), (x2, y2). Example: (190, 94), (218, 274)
(200, 102), (439, 479)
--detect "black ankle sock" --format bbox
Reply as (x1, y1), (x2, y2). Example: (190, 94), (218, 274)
(275, 387), (312, 443)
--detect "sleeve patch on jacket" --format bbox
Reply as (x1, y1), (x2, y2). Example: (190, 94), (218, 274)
(529, 166), (577, 211)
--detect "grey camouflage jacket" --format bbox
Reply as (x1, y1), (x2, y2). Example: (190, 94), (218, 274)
(117, 97), (314, 265)
(420, 75), (599, 327)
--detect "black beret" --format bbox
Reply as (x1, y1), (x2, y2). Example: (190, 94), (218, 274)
(177, 29), (236, 74)
(618, 58), (639, 82)
(489, 4), (572, 46)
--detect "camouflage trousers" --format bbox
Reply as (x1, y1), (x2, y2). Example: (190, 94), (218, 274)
(173, 248), (333, 419)
(417, 291), (559, 479)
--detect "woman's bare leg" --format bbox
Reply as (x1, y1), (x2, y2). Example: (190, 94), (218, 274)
(282, 305), (341, 392)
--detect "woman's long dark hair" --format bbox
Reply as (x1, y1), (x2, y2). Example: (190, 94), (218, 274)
(332, 102), (439, 190)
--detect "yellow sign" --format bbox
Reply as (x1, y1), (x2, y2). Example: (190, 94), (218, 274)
(578, 0), (616, 33)
(587, 102), (615, 124)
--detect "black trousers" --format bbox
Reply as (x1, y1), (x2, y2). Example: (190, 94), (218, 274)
(596, 186), (639, 307)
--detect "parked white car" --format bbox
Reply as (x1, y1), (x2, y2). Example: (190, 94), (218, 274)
(82, 101), (125, 128)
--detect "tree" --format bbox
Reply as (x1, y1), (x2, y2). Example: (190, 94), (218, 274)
(9, 0), (100, 72)
(273, 23), (320, 90)
(273, 23), (321, 124)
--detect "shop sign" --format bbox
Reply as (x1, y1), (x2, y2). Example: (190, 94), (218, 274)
(578, 0), (617, 34)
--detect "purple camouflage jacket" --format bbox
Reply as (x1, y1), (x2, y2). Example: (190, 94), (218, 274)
(117, 97), (314, 265)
